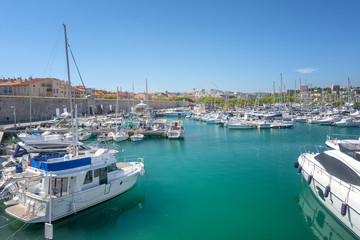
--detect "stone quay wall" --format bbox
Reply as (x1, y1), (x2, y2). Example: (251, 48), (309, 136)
(0, 96), (189, 123)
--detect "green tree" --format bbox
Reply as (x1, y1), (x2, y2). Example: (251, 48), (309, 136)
(103, 94), (116, 99)
(353, 102), (360, 108)
(332, 101), (345, 107)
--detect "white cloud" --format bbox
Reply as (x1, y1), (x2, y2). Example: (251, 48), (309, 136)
(294, 67), (319, 74)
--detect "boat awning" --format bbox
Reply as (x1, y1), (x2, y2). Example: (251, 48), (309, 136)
(31, 157), (91, 171)
(314, 152), (360, 186)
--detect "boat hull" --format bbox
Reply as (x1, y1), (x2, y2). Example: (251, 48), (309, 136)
(5, 172), (140, 223)
(298, 155), (360, 238)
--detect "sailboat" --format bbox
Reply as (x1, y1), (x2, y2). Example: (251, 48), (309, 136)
(4, 24), (145, 223)
(109, 87), (129, 142)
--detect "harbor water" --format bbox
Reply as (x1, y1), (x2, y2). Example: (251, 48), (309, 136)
(1, 119), (360, 239)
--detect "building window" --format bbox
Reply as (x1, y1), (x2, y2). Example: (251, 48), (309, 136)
(9, 87), (12, 92)
(17, 87), (20, 93)
(4, 87), (8, 92)
(33, 88), (35, 93)
(24, 87), (26, 93)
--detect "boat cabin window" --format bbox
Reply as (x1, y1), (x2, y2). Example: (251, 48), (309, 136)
(49, 177), (68, 197)
(94, 169), (100, 178)
(107, 163), (118, 173)
(315, 152), (360, 186)
(83, 170), (93, 184)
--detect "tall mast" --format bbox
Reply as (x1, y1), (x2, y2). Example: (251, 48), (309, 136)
(299, 78), (302, 111)
(116, 86), (119, 118)
(146, 78), (148, 98)
(280, 73), (283, 108)
(29, 77), (32, 128)
(294, 79), (296, 107)
(63, 24), (75, 151)
(273, 81), (275, 112)
(348, 77), (351, 104)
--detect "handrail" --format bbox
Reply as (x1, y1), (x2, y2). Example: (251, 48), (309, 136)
(327, 133), (359, 141)
(298, 145), (328, 155)
(116, 154), (144, 163)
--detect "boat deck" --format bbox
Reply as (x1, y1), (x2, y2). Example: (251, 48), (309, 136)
(116, 162), (133, 168)
(6, 204), (45, 222)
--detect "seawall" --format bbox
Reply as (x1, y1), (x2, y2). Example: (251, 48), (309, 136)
(0, 96), (189, 123)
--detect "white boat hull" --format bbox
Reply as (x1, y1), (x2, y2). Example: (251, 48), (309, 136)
(6, 172), (140, 223)
(227, 125), (256, 129)
(298, 153), (360, 238)
(336, 122), (359, 127)
(130, 134), (144, 141)
(167, 130), (184, 139)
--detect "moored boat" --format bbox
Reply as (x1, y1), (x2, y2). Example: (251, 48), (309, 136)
(295, 146), (360, 238)
(167, 120), (185, 138)
(4, 147), (145, 223)
(130, 133), (144, 142)
(97, 133), (112, 142)
(109, 130), (129, 142)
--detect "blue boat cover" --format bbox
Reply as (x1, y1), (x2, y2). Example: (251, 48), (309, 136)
(31, 157), (91, 171)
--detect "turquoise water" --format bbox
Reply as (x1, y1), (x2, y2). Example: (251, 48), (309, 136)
(1, 119), (360, 239)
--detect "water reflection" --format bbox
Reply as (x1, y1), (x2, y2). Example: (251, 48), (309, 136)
(298, 184), (356, 240)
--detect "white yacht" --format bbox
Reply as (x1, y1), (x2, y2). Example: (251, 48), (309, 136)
(97, 133), (112, 142)
(18, 131), (64, 143)
(335, 117), (359, 127)
(109, 130), (129, 142)
(318, 115), (342, 125)
(167, 120), (185, 139)
(4, 146), (145, 223)
(295, 146), (360, 238)
(165, 108), (186, 117)
(205, 113), (222, 124)
(78, 131), (92, 141)
(325, 135), (360, 151)
(226, 119), (256, 129)
(130, 133), (144, 142)
(256, 120), (271, 129)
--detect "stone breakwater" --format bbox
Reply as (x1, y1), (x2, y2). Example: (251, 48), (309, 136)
(0, 96), (189, 123)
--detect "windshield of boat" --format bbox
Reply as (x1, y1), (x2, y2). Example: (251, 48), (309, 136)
(315, 152), (360, 186)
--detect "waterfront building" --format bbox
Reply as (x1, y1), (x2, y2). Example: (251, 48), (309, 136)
(134, 92), (150, 100)
(331, 84), (340, 94)
(72, 86), (86, 98)
(0, 78), (68, 97)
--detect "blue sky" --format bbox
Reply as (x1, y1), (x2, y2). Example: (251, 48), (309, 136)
(1, 0), (360, 93)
